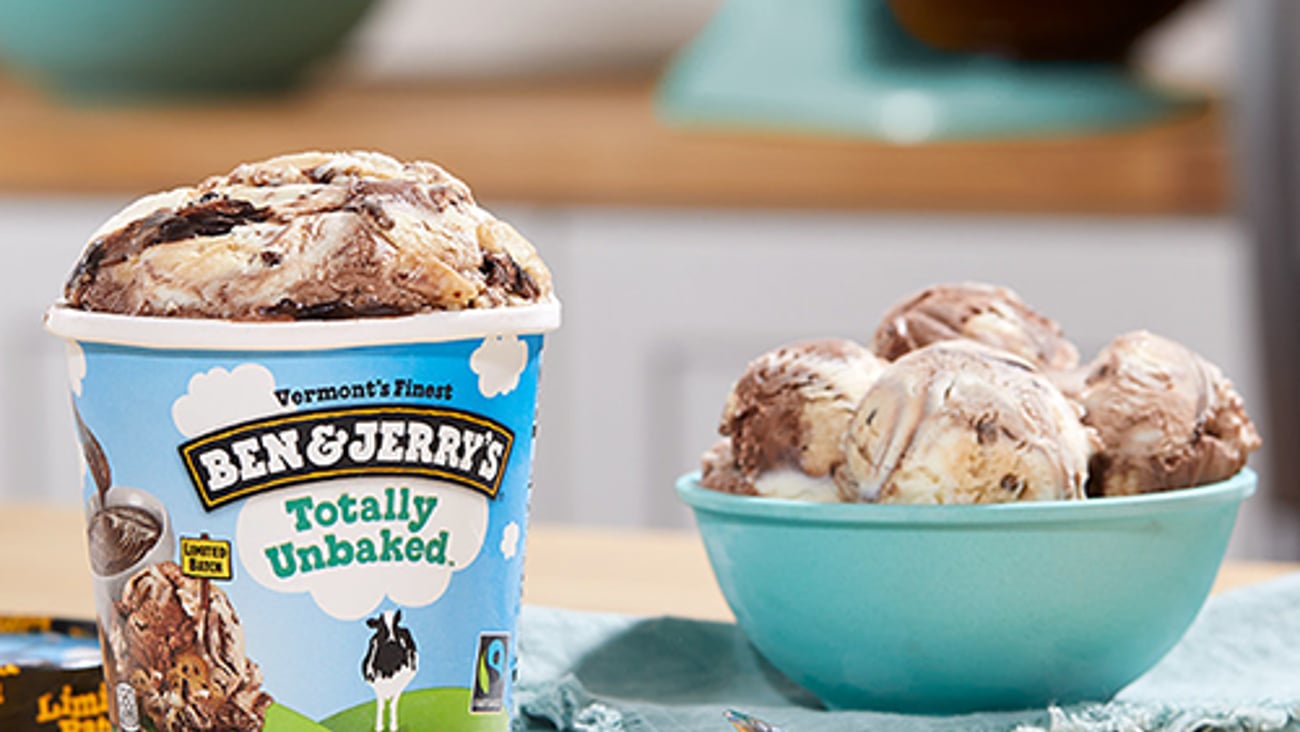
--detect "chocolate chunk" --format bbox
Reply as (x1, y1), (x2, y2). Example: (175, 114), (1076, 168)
(305, 165), (337, 184)
(480, 252), (541, 300)
(344, 197), (396, 230)
(975, 416), (998, 445)
(153, 199), (272, 243)
(479, 253), (510, 288)
(63, 239), (107, 306)
(1086, 453), (1112, 497)
(259, 298), (407, 321)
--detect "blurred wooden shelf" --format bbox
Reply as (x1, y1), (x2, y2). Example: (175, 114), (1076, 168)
(0, 74), (1227, 213)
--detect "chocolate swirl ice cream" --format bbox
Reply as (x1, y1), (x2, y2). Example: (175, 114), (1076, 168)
(77, 410), (162, 576)
(836, 341), (1097, 504)
(1079, 331), (1261, 496)
(696, 285), (1259, 505)
(872, 282), (1079, 372)
(62, 151), (553, 321)
(705, 339), (885, 501)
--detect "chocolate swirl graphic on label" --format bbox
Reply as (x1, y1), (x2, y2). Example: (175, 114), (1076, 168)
(77, 409), (162, 575)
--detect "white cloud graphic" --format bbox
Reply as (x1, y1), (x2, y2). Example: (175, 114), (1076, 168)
(66, 342), (86, 397)
(236, 477), (489, 620)
(172, 363), (290, 438)
(501, 521), (520, 560)
(469, 335), (528, 398)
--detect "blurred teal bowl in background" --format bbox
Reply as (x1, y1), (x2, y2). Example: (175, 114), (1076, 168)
(676, 469), (1256, 714)
(0, 0), (375, 99)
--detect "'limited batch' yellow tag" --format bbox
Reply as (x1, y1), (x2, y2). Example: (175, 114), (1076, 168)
(180, 536), (233, 580)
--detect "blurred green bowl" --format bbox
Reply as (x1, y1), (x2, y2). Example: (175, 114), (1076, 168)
(0, 0), (375, 99)
(676, 469), (1255, 713)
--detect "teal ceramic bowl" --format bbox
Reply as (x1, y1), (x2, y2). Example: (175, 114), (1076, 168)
(0, 0), (375, 98)
(676, 469), (1255, 714)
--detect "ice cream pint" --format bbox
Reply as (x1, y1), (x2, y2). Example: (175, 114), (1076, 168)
(46, 304), (559, 731)
(0, 616), (106, 732)
(46, 150), (559, 731)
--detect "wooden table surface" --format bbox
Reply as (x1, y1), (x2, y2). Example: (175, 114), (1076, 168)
(0, 504), (1295, 622)
(0, 74), (1226, 214)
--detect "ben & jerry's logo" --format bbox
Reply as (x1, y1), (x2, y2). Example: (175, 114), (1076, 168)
(179, 405), (514, 510)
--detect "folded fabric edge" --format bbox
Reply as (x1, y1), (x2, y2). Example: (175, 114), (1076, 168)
(1014, 701), (1300, 732)
(517, 673), (657, 732)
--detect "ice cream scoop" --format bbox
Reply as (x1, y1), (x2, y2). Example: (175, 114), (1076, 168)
(1079, 331), (1260, 497)
(715, 339), (885, 501)
(872, 282), (1079, 371)
(63, 150), (553, 320)
(836, 341), (1095, 504)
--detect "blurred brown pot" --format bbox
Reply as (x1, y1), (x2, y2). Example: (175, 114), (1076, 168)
(887, 0), (1189, 61)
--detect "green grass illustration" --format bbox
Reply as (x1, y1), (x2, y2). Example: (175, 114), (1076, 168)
(316, 688), (505, 732)
(263, 703), (334, 731)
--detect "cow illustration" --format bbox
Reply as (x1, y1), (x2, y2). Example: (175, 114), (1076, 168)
(362, 610), (418, 732)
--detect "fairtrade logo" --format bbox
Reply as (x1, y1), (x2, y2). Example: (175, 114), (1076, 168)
(471, 633), (509, 714)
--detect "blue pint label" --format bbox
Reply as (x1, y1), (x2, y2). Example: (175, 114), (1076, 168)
(66, 332), (544, 732)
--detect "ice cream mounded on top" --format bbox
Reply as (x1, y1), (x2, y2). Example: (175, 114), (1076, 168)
(62, 150), (553, 320)
(700, 282), (1260, 504)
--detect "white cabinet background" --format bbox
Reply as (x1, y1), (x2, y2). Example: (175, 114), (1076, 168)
(4, 197), (1292, 559)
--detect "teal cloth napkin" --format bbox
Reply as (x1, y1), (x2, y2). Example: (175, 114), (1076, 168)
(515, 571), (1300, 732)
